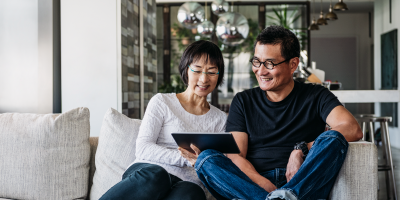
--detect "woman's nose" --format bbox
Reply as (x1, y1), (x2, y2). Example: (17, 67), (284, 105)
(199, 73), (209, 82)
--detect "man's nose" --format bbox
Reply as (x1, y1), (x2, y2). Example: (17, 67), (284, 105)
(257, 65), (269, 76)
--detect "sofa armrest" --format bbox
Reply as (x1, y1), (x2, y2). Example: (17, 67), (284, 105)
(88, 137), (99, 197)
(329, 141), (377, 200)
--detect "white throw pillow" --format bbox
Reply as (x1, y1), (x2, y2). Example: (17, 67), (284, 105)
(90, 108), (141, 200)
(0, 107), (90, 200)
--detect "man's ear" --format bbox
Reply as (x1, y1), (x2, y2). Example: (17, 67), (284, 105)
(290, 57), (300, 74)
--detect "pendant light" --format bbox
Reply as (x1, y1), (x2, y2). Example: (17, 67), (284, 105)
(177, 2), (205, 29)
(333, 0), (348, 11)
(215, 1), (249, 46)
(316, 0), (328, 25)
(211, 0), (229, 16)
(197, 1), (215, 38)
(308, 0), (319, 31)
(325, 0), (338, 20)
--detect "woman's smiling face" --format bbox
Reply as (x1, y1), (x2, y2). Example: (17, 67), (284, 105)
(186, 55), (220, 97)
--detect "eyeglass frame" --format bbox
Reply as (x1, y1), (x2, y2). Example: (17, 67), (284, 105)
(188, 65), (220, 76)
(249, 57), (291, 70)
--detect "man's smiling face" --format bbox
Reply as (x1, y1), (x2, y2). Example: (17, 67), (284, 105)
(252, 42), (296, 92)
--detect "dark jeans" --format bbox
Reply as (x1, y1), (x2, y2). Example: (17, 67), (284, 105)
(195, 130), (349, 200)
(100, 163), (206, 200)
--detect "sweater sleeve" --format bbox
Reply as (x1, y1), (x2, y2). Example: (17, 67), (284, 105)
(135, 94), (191, 167)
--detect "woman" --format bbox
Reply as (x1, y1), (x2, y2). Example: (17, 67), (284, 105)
(100, 40), (226, 200)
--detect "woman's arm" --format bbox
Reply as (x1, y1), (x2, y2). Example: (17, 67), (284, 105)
(135, 95), (191, 167)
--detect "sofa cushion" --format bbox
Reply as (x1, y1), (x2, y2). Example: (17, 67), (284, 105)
(329, 141), (378, 199)
(0, 107), (90, 200)
(90, 108), (141, 200)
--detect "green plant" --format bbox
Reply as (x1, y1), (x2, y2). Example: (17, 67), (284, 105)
(158, 74), (187, 93)
(171, 23), (197, 50)
(267, 5), (308, 50)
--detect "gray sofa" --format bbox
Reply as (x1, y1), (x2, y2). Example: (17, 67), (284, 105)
(86, 138), (378, 199)
(0, 108), (378, 200)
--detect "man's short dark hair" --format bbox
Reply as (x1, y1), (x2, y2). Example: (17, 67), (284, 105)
(179, 40), (225, 87)
(253, 25), (300, 60)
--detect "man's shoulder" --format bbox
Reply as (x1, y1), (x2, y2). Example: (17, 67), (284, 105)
(235, 87), (262, 100)
(295, 81), (327, 97)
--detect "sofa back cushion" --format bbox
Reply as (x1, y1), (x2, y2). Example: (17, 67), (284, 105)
(0, 107), (90, 200)
(90, 108), (141, 200)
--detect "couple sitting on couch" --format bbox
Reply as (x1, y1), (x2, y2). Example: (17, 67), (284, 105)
(100, 26), (363, 200)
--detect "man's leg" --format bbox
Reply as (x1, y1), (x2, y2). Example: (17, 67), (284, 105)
(268, 130), (348, 200)
(195, 149), (269, 200)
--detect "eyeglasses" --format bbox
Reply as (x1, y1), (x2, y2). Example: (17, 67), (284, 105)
(250, 58), (290, 70)
(188, 65), (219, 77)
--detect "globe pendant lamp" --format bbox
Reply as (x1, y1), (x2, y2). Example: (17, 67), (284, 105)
(325, 0), (338, 20)
(211, 0), (229, 16)
(177, 2), (205, 29)
(216, 3), (249, 46)
(316, 0), (327, 25)
(308, 0), (319, 31)
(333, 0), (348, 11)
(197, 1), (215, 38)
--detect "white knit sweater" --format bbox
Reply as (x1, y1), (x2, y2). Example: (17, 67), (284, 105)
(129, 93), (227, 190)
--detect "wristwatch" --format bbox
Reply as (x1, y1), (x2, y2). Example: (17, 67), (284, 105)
(294, 141), (309, 159)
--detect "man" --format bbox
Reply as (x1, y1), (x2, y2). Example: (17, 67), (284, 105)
(179, 26), (363, 200)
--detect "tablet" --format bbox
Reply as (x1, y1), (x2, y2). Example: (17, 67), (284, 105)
(172, 132), (240, 154)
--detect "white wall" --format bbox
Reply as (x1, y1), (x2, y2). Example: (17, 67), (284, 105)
(374, 0), (400, 148)
(0, 0), (53, 114)
(61, 0), (121, 136)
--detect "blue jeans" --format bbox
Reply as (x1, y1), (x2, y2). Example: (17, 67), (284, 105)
(100, 163), (206, 200)
(195, 130), (348, 200)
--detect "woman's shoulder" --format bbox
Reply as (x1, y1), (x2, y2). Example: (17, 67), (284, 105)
(150, 93), (177, 104)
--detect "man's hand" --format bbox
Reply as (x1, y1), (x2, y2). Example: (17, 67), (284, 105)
(178, 144), (201, 166)
(285, 150), (304, 182)
(261, 179), (278, 193)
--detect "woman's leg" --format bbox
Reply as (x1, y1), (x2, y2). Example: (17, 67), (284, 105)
(99, 163), (172, 200)
(163, 181), (207, 200)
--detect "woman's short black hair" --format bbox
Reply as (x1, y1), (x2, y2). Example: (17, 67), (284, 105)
(178, 40), (225, 87)
(253, 25), (300, 60)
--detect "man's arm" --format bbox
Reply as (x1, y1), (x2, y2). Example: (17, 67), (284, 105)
(227, 131), (277, 192)
(326, 105), (363, 142)
(286, 105), (363, 181)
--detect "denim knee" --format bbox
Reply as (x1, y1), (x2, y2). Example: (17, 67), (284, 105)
(316, 130), (348, 148)
(198, 149), (223, 160)
(195, 149), (224, 170)
(129, 164), (170, 187)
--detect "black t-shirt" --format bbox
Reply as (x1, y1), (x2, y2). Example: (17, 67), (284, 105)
(226, 81), (342, 173)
